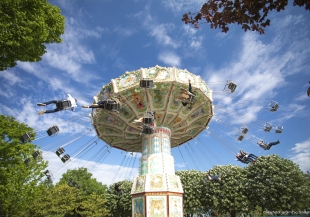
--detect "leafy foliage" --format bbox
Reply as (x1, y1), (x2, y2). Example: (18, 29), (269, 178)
(204, 165), (250, 217)
(245, 155), (310, 212)
(32, 184), (109, 217)
(105, 180), (133, 217)
(58, 167), (107, 196)
(0, 115), (48, 216)
(0, 0), (65, 71)
(182, 0), (310, 34)
(176, 170), (208, 216)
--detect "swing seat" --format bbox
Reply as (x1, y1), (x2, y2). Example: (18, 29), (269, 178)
(56, 147), (65, 156)
(142, 126), (154, 135)
(224, 81), (237, 93)
(21, 133), (31, 143)
(56, 100), (72, 110)
(263, 122), (272, 132)
(61, 154), (70, 163)
(32, 151), (41, 159)
(275, 125), (283, 134)
(269, 101), (279, 112)
(143, 117), (154, 124)
(24, 158), (31, 166)
(47, 126), (59, 136)
(237, 135), (244, 141)
(140, 79), (153, 89)
(242, 128), (248, 134)
(106, 99), (120, 112)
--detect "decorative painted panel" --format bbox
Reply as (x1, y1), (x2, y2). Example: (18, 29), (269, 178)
(146, 196), (167, 217)
(149, 174), (164, 190)
(133, 197), (144, 217)
(133, 176), (146, 194)
(147, 67), (171, 81)
(149, 156), (162, 174)
(150, 83), (170, 109)
(169, 196), (183, 217)
(167, 175), (181, 192)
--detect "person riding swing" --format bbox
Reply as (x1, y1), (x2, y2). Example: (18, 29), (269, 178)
(37, 94), (77, 115)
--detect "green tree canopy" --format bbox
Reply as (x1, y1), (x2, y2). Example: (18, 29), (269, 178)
(58, 167), (107, 196)
(33, 184), (109, 217)
(203, 165), (250, 217)
(0, 0), (65, 71)
(105, 180), (133, 217)
(176, 170), (209, 217)
(0, 115), (48, 216)
(245, 155), (310, 213)
(182, 0), (310, 34)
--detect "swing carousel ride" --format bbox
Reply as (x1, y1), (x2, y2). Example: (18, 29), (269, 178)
(90, 66), (214, 216)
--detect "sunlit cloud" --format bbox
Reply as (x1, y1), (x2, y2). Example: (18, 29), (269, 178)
(150, 24), (179, 48)
(42, 151), (139, 185)
(289, 138), (310, 172)
(158, 52), (181, 67)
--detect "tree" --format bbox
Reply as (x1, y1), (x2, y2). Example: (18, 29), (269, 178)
(58, 167), (107, 196)
(176, 170), (209, 217)
(203, 165), (250, 217)
(33, 184), (109, 217)
(0, 115), (48, 216)
(182, 0), (310, 34)
(0, 0), (65, 71)
(245, 155), (310, 214)
(105, 180), (133, 217)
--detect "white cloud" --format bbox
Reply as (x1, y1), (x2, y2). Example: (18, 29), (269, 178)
(205, 14), (310, 125)
(43, 150), (139, 185)
(289, 138), (310, 172)
(0, 70), (22, 86)
(113, 26), (136, 37)
(162, 0), (205, 14)
(158, 52), (181, 67)
(150, 24), (179, 48)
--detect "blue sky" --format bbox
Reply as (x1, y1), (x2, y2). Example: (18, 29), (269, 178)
(0, 0), (310, 185)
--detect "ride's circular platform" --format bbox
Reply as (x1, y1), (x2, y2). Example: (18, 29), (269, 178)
(91, 66), (214, 152)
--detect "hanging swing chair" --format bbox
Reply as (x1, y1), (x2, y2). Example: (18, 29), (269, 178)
(21, 133), (31, 143)
(61, 154), (71, 163)
(263, 122), (272, 132)
(56, 100), (72, 110)
(268, 101), (279, 112)
(47, 126), (59, 136)
(274, 125), (283, 134)
(140, 78), (154, 89)
(142, 112), (154, 125)
(223, 80), (237, 94)
(55, 147), (65, 156)
(32, 151), (41, 159)
(106, 98), (121, 113)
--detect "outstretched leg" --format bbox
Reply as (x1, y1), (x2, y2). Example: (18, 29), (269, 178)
(37, 100), (59, 106)
(38, 108), (61, 115)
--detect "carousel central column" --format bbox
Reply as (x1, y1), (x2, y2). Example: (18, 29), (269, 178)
(131, 127), (183, 217)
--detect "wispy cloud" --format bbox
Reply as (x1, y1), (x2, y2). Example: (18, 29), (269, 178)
(158, 51), (181, 67)
(43, 150), (139, 185)
(289, 138), (310, 172)
(205, 14), (310, 125)
(150, 24), (180, 48)
(161, 0), (205, 15)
